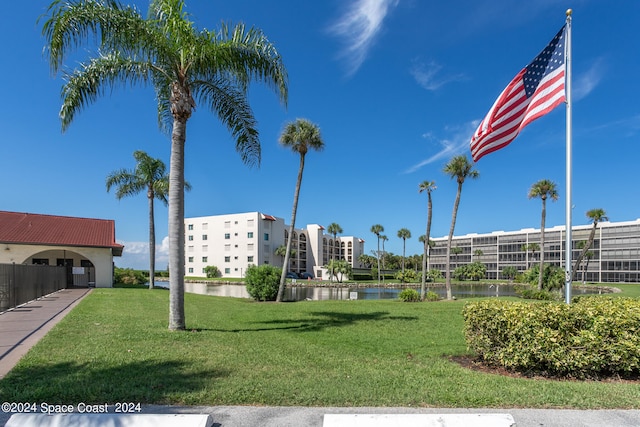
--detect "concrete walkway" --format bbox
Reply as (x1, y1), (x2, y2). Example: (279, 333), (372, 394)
(0, 287), (92, 379)
(1, 288), (640, 427)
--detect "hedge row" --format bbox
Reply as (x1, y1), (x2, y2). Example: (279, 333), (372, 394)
(462, 297), (640, 379)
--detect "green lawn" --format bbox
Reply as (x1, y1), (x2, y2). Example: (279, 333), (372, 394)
(1, 288), (639, 408)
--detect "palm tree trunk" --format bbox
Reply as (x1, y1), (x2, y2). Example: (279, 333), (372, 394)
(538, 198), (546, 291)
(446, 183), (462, 300)
(376, 237), (381, 285)
(148, 188), (156, 290)
(421, 194), (432, 301)
(168, 116), (187, 330)
(572, 222), (598, 281)
(277, 154), (305, 302)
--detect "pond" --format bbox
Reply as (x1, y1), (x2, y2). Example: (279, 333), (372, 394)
(159, 281), (602, 301)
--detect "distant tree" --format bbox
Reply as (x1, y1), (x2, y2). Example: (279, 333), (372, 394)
(106, 151), (190, 289)
(528, 179), (558, 290)
(473, 249), (484, 260)
(276, 119), (324, 302)
(325, 259), (352, 283)
(370, 224), (384, 285)
(521, 242), (540, 269)
(572, 208), (608, 281)
(397, 228), (412, 281)
(275, 245), (296, 272)
(443, 155), (479, 299)
(327, 222), (343, 283)
(419, 180), (436, 300)
(502, 266), (518, 282)
(358, 253), (376, 269)
(380, 235), (388, 270)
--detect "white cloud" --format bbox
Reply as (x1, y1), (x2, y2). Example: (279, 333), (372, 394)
(573, 57), (605, 101)
(404, 121), (477, 173)
(116, 236), (169, 270)
(410, 59), (466, 91)
(328, 0), (399, 76)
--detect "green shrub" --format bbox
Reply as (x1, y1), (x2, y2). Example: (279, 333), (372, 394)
(425, 291), (439, 302)
(203, 265), (221, 278)
(463, 297), (640, 379)
(515, 285), (557, 300)
(113, 267), (147, 286)
(398, 288), (420, 302)
(395, 269), (418, 283)
(245, 265), (281, 301)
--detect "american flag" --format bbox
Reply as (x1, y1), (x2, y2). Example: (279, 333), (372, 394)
(470, 25), (567, 162)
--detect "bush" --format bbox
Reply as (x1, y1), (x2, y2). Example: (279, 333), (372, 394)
(245, 265), (281, 301)
(515, 285), (557, 300)
(395, 269), (418, 283)
(463, 297), (640, 379)
(398, 288), (420, 302)
(203, 265), (221, 278)
(424, 291), (439, 302)
(113, 267), (147, 286)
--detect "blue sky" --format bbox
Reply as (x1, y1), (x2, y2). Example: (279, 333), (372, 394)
(2, 0), (639, 270)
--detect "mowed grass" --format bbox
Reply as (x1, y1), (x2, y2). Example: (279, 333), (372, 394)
(1, 288), (639, 408)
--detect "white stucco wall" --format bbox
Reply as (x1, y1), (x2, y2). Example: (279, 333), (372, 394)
(0, 244), (115, 287)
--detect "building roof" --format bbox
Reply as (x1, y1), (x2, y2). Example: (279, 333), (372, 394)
(0, 211), (123, 256)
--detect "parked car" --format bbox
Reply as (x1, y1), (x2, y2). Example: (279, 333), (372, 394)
(299, 272), (314, 279)
(285, 272), (299, 279)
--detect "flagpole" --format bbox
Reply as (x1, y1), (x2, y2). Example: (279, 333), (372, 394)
(564, 9), (573, 304)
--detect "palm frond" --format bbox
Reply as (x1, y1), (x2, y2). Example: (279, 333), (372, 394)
(60, 53), (152, 131)
(192, 79), (260, 167)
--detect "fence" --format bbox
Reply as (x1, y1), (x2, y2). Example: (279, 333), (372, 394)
(0, 263), (67, 312)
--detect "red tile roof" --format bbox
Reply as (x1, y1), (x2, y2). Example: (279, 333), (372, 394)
(0, 211), (123, 256)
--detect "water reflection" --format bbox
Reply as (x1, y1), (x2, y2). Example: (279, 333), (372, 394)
(169, 282), (595, 301)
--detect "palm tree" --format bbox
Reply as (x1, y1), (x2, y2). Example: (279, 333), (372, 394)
(397, 228), (411, 281)
(276, 119), (324, 302)
(418, 180), (436, 300)
(42, 0), (288, 330)
(380, 234), (388, 282)
(521, 242), (540, 269)
(572, 208), (608, 281)
(370, 224), (384, 285)
(443, 155), (479, 300)
(106, 150), (183, 289)
(528, 179), (559, 290)
(327, 222), (343, 283)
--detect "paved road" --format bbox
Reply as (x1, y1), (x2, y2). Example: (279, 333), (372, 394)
(1, 289), (640, 426)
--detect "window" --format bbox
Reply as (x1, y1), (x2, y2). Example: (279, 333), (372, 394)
(225, 268), (230, 274)
(225, 244), (231, 251)
(264, 233), (269, 241)
(188, 268), (193, 273)
(202, 235), (208, 240)
(202, 245), (208, 252)
(188, 246), (194, 252)
(248, 243), (254, 251)
(225, 233), (230, 239)
(202, 223), (208, 230)
(188, 224), (193, 230)
(225, 256), (230, 262)
(202, 257), (208, 263)
(32, 258), (49, 265)
(247, 219), (254, 227)
(188, 257), (193, 263)
(188, 235), (193, 241)
(247, 232), (254, 238)
(224, 221), (231, 228)
(248, 256), (254, 263)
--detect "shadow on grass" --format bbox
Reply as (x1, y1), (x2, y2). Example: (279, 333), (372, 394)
(204, 311), (418, 333)
(0, 359), (229, 404)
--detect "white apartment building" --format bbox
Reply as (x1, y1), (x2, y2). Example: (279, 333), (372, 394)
(184, 212), (365, 279)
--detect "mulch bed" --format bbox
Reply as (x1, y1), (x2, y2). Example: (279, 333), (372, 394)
(449, 355), (640, 384)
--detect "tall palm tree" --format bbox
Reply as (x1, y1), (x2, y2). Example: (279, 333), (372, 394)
(521, 242), (540, 269)
(443, 155), (479, 300)
(572, 208), (608, 280)
(397, 228), (411, 280)
(106, 150), (178, 289)
(528, 179), (558, 290)
(380, 234), (388, 283)
(418, 180), (436, 300)
(370, 224), (384, 285)
(276, 119), (324, 302)
(327, 222), (343, 283)
(42, 0), (288, 330)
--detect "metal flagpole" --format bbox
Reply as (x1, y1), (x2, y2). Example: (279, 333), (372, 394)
(564, 9), (573, 304)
